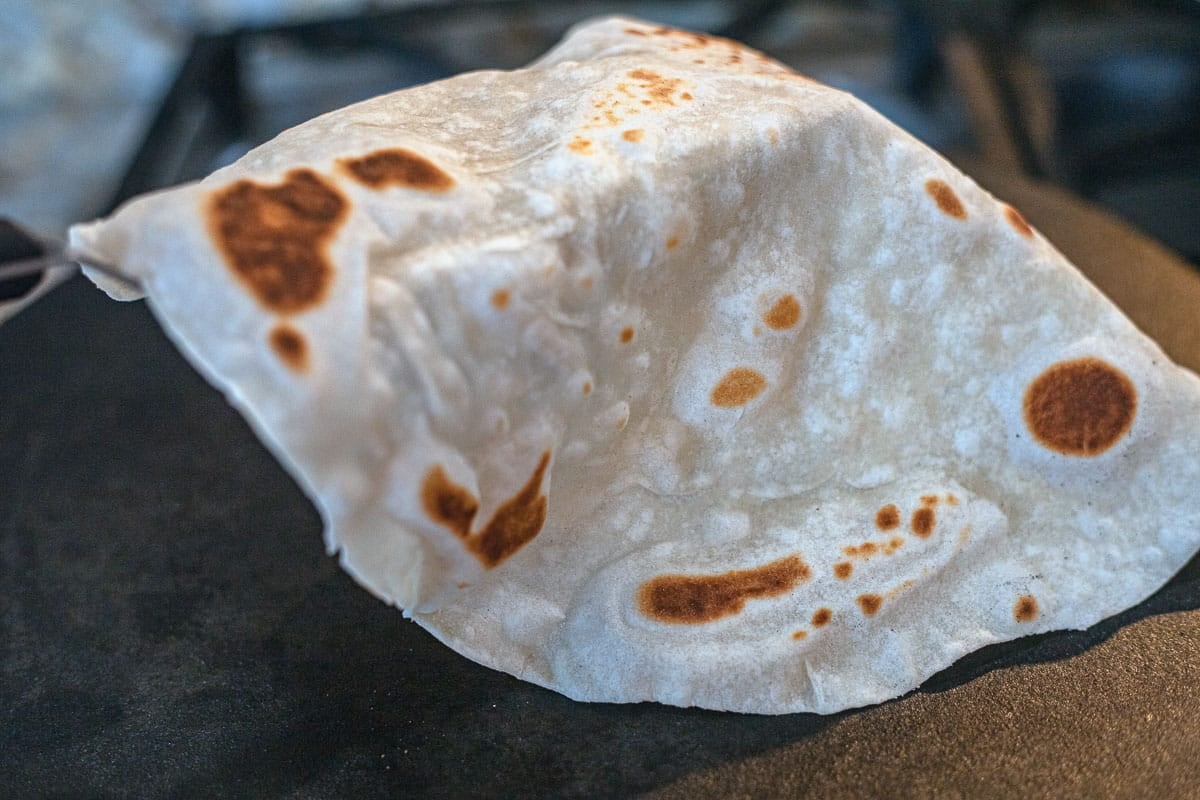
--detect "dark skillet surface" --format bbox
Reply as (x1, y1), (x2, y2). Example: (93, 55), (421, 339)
(1, 166), (1198, 799)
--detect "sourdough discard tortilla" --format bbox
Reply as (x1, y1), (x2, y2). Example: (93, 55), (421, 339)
(67, 17), (1200, 714)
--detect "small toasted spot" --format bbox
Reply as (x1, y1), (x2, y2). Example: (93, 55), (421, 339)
(666, 234), (680, 249)
(580, 276), (594, 290)
(710, 367), (767, 408)
(911, 507), (936, 538)
(1023, 357), (1137, 456)
(637, 555), (811, 624)
(421, 465), (478, 539)
(269, 324), (309, 372)
(568, 137), (594, 154)
(811, 607), (832, 627)
(859, 542), (879, 556)
(620, 326), (634, 344)
(946, 494), (960, 506)
(920, 494), (939, 506)
(875, 504), (900, 531)
(833, 562), (853, 580)
(763, 294), (801, 330)
(207, 169), (347, 314)
(490, 289), (510, 309)
(1005, 205), (1034, 237)
(627, 68), (685, 107)
(1014, 595), (1039, 622)
(624, 27), (648, 36)
(681, 91), (693, 100)
(340, 148), (454, 191)
(925, 178), (967, 219)
(857, 593), (883, 616)
(622, 129), (644, 142)
(582, 381), (592, 396)
(792, 630), (808, 641)
(766, 128), (779, 145)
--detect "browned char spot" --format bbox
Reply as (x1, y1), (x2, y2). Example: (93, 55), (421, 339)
(208, 169), (347, 314)
(666, 234), (680, 250)
(710, 367), (767, 408)
(911, 507), (936, 538)
(421, 465), (479, 539)
(857, 593), (883, 616)
(792, 630), (808, 640)
(844, 542), (879, 558)
(811, 607), (832, 627)
(624, 27), (648, 36)
(1004, 205), (1034, 237)
(627, 69), (685, 107)
(269, 324), (309, 372)
(490, 289), (510, 309)
(421, 452), (552, 568)
(340, 148), (454, 192)
(620, 326), (635, 343)
(875, 504), (900, 531)
(1023, 357), (1137, 456)
(636, 555), (811, 624)
(568, 137), (594, 154)
(622, 129), (644, 142)
(925, 178), (967, 219)
(764, 294), (801, 330)
(833, 561), (853, 580)
(1014, 594), (1039, 622)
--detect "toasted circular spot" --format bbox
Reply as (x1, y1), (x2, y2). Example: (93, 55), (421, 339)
(666, 235), (680, 249)
(491, 289), (510, 309)
(340, 148), (455, 192)
(1004, 205), (1033, 237)
(857, 593), (883, 616)
(1014, 595), (1039, 622)
(710, 367), (767, 408)
(911, 507), (936, 538)
(269, 324), (309, 372)
(637, 555), (811, 624)
(763, 294), (801, 330)
(811, 607), (832, 627)
(622, 129), (644, 142)
(925, 178), (967, 219)
(620, 326), (635, 343)
(208, 169), (347, 314)
(1023, 357), (1137, 456)
(582, 381), (592, 396)
(875, 504), (900, 531)
(568, 137), (593, 154)
(792, 630), (807, 640)
(833, 561), (853, 580)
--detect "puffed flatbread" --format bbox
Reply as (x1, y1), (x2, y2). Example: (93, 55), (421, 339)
(67, 17), (1200, 713)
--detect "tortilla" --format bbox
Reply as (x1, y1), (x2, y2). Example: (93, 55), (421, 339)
(64, 17), (1200, 714)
